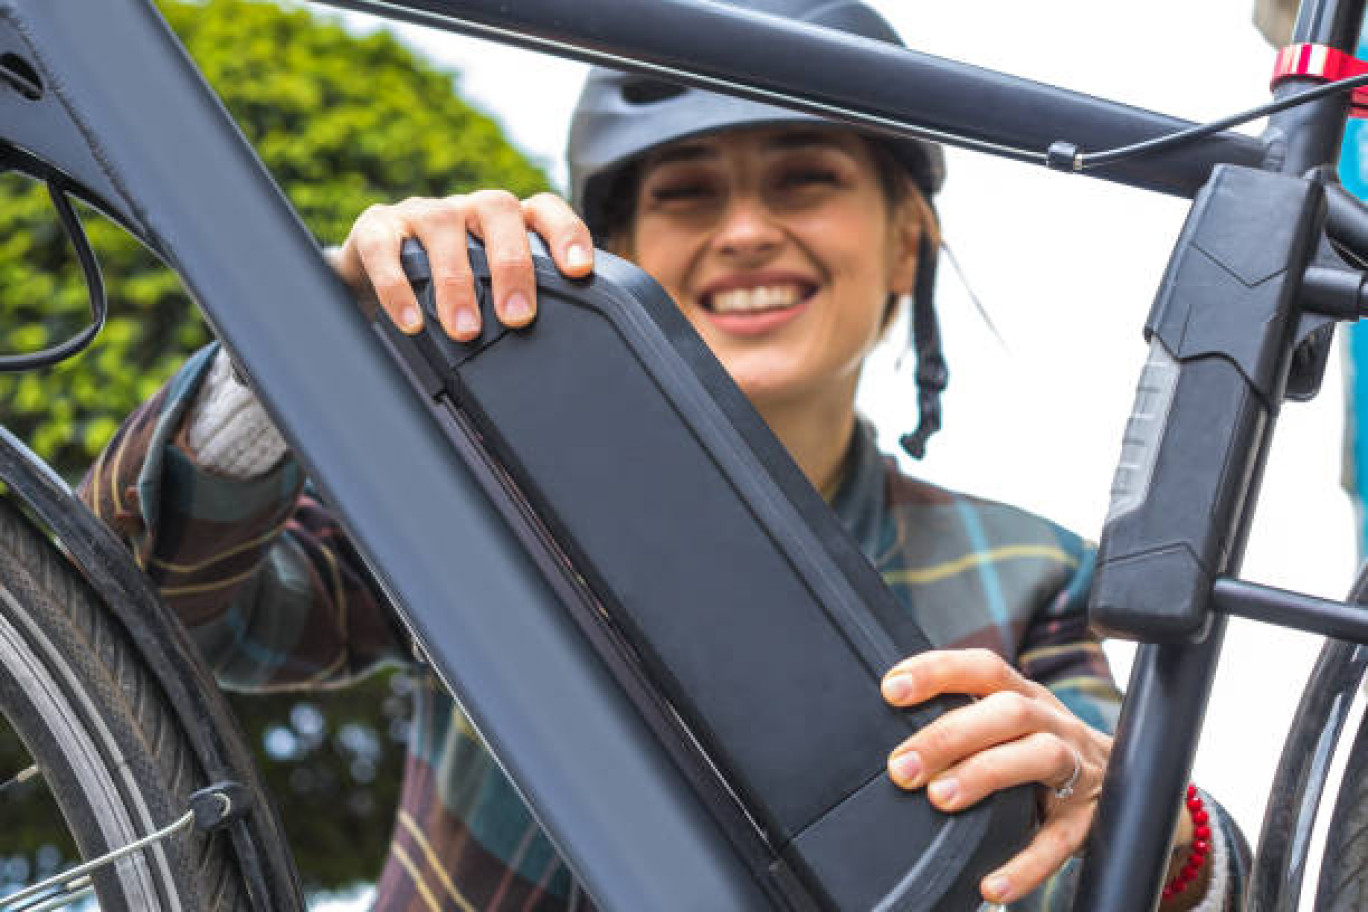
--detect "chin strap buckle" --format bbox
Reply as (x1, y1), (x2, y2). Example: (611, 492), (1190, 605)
(1272, 43), (1368, 117)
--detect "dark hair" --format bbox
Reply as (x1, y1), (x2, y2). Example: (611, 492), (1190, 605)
(595, 158), (643, 247)
(864, 139), (917, 330)
(866, 138), (913, 210)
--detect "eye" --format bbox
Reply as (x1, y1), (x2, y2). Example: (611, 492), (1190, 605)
(647, 177), (720, 206)
(776, 168), (839, 189)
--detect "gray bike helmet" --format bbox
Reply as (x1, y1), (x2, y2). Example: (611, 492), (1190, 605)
(566, 0), (948, 458)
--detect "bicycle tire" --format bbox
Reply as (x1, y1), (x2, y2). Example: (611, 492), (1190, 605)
(1314, 676), (1368, 910)
(0, 494), (251, 910)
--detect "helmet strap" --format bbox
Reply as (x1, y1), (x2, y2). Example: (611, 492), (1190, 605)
(898, 234), (947, 460)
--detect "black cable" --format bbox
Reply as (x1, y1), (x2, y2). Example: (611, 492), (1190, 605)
(1070, 71), (1368, 172)
(0, 181), (107, 372)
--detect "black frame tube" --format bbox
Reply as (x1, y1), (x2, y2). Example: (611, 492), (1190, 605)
(317, 0), (1262, 199)
(1215, 578), (1368, 643)
(0, 2), (767, 908)
(1327, 177), (1368, 267)
(1075, 622), (1234, 911)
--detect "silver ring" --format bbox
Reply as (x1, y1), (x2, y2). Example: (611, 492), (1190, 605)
(1051, 748), (1083, 802)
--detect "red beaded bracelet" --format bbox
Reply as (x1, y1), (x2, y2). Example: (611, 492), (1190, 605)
(1161, 784), (1211, 902)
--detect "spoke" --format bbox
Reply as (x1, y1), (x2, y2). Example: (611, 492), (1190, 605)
(0, 809), (194, 910)
(0, 765), (39, 798)
(5, 876), (91, 912)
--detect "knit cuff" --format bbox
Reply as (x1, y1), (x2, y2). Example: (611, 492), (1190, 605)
(184, 348), (288, 478)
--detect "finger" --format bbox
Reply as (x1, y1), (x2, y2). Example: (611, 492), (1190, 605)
(466, 189), (536, 328)
(887, 693), (1060, 790)
(330, 238), (370, 302)
(404, 198), (481, 341)
(911, 731), (1078, 813)
(522, 193), (594, 277)
(980, 806), (1093, 904)
(352, 205), (424, 334)
(882, 648), (1045, 706)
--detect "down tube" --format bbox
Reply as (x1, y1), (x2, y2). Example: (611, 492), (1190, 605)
(3, 1), (770, 909)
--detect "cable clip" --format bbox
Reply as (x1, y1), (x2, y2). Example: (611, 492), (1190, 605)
(189, 781), (252, 832)
(1272, 43), (1368, 117)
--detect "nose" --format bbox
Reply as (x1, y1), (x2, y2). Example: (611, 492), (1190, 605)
(712, 193), (783, 261)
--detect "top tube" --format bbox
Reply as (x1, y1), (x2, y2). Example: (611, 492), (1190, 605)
(316, 0), (1265, 197)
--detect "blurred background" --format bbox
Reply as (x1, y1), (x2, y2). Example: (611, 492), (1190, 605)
(2, 0), (1366, 906)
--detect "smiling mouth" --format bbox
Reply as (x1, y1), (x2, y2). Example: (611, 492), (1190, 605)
(702, 283), (817, 314)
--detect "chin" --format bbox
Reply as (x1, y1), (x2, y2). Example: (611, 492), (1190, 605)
(730, 371), (811, 413)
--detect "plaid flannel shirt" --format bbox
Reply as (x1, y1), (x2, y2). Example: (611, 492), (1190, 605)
(80, 341), (1248, 910)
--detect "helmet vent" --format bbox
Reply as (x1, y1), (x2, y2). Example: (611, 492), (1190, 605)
(620, 79), (688, 105)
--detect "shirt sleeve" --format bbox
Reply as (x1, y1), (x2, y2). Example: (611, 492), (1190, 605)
(1016, 542), (1123, 737)
(78, 342), (411, 691)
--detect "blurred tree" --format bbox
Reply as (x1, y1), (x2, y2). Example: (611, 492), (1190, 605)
(0, 0), (548, 896)
(222, 671), (418, 894)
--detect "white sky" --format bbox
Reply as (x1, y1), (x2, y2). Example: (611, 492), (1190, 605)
(328, 0), (1361, 901)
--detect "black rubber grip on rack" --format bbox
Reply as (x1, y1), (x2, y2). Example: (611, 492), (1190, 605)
(1091, 165), (1324, 643)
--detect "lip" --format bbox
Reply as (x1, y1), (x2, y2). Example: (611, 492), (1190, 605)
(694, 271), (819, 338)
(700, 298), (812, 337)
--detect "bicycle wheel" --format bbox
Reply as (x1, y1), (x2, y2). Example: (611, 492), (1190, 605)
(0, 494), (251, 910)
(1315, 677), (1368, 909)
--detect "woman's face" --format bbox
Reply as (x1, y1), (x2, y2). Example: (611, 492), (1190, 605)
(625, 126), (924, 412)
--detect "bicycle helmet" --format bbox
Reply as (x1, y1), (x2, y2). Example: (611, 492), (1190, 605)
(566, 0), (948, 458)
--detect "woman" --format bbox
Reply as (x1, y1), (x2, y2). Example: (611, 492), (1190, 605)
(81, 1), (1245, 908)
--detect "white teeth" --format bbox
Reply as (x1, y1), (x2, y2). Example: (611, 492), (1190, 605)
(710, 285), (803, 314)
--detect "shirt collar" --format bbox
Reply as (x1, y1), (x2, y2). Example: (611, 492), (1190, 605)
(827, 418), (889, 561)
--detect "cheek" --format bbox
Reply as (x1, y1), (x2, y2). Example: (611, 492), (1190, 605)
(632, 246), (689, 303)
(819, 234), (894, 331)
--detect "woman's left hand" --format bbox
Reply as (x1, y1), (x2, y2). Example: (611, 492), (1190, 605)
(881, 648), (1112, 905)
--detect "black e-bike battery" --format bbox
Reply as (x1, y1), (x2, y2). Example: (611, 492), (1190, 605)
(374, 237), (1034, 911)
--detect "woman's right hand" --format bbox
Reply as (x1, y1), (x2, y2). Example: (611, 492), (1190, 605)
(333, 190), (595, 341)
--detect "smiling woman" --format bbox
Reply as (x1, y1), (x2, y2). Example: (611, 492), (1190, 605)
(77, 0), (1256, 910)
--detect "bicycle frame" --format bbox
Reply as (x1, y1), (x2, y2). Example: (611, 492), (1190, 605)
(5, 0), (1368, 908)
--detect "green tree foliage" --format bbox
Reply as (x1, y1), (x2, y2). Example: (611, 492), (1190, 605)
(1, 0), (548, 480)
(0, 0), (549, 895)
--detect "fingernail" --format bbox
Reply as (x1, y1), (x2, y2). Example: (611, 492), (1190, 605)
(503, 292), (532, 323)
(984, 873), (1011, 901)
(566, 243), (590, 270)
(890, 751), (922, 786)
(882, 674), (914, 703)
(401, 306), (422, 332)
(928, 777), (959, 806)
(454, 309), (479, 336)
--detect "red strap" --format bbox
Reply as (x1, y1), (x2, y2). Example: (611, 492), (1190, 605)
(1272, 43), (1368, 117)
